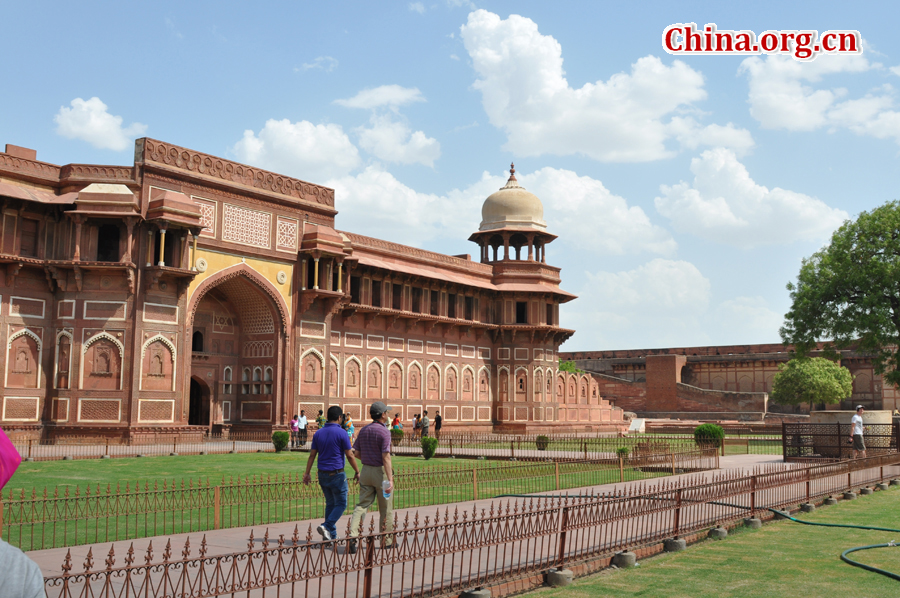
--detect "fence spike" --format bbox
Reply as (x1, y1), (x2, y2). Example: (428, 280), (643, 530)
(182, 537), (191, 559)
(83, 547), (94, 572)
(262, 529), (270, 550)
(248, 530), (255, 551)
(200, 535), (208, 558)
(163, 539), (172, 563)
(278, 534), (285, 548)
(61, 549), (72, 574)
(105, 545), (115, 570)
(306, 525), (313, 543)
(292, 525), (300, 545)
(144, 541), (154, 565)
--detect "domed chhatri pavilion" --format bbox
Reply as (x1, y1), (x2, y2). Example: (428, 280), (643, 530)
(0, 142), (624, 441)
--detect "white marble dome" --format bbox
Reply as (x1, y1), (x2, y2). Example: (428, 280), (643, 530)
(479, 165), (547, 232)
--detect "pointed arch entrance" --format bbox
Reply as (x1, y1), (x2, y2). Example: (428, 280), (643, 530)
(186, 264), (290, 430)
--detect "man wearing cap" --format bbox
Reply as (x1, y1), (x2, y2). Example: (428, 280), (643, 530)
(850, 405), (867, 459)
(348, 401), (394, 552)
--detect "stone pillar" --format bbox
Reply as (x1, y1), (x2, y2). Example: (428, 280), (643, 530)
(158, 228), (166, 266)
(191, 232), (199, 270)
(645, 354), (687, 413)
(313, 257), (320, 290)
(503, 234), (510, 260)
(337, 260), (343, 292)
(73, 216), (84, 261)
(146, 229), (154, 267)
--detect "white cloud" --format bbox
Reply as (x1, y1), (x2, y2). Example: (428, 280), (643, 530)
(297, 56), (338, 72)
(408, 2), (425, 13)
(54, 97), (147, 151)
(521, 168), (676, 256)
(334, 85), (425, 111)
(739, 53), (900, 143)
(655, 148), (848, 248)
(327, 165), (674, 257)
(357, 115), (441, 166)
(561, 259), (712, 349)
(667, 117), (755, 155)
(231, 119), (360, 181)
(460, 10), (752, 162)
(712, 296), (784, 344)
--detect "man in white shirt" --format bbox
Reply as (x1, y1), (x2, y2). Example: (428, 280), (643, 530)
(298, 410), (309, 447)
(850, 405), (866, 459)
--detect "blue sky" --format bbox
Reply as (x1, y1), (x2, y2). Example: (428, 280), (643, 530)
(3, 1), (900, 351)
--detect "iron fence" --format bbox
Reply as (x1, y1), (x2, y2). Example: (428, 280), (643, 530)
(2, 447), (716, 551)
(41, 452), (900, 598)
(11, 431), (276, 462)
(782, 422), (899, 461)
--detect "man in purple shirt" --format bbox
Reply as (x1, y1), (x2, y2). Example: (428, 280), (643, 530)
(303, 405), (360, 542)
(348, 401), (394, 552)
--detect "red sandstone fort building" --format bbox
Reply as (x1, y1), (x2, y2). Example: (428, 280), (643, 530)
(1, 140), (893, 440)
(0, 139), (624, 441)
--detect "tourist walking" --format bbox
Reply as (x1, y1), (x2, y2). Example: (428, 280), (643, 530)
(302, 406), (360, 542)
(420, 410), (430, 438)
(290, 414), (300, 449)
(348, 402), (394, 552)
(850, 405), (867, 459)
(413, 413), (421, 440)
(345, 413), (355, 442)
(434, 410), (442, 439)
(298, 410), (309, 447)
(315, 409), (326, 430)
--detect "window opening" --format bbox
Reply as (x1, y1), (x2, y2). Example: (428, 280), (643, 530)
(516, 302), (528, 324)
(96, 224), (120, 262)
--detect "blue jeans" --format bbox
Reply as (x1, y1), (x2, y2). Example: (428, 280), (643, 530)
(318, 471), (348, 538)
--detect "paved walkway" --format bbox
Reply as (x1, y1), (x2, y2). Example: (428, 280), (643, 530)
(29, 454), (782, 577)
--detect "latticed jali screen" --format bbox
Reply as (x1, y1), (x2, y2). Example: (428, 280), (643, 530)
(783, 422), (898, 461)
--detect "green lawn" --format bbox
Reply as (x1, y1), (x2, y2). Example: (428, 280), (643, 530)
(4, 452), (670, 551)
(532, 486), (900, 598)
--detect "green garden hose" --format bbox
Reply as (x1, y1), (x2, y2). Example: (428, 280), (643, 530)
(769, 508), (900, 582)
(493, 493), (900, 582)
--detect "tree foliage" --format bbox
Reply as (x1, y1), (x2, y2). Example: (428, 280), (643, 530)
(558, 359), (583, 373)
(770, 357), (853, 406)
(693, 423), (725, 447)
(780, 201), (900, 386)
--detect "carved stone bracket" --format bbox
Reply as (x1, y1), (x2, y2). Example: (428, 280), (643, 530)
(5, 262), (22, 287)
(72, 265), (83, 292)
(363, 312), (377, 329)
(298, 292), (317, 316)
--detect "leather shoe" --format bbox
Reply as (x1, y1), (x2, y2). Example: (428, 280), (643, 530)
(347, 540), (357, 555)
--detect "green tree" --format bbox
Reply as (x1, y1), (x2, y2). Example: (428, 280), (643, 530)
(558, 359), (583, 373)
(770, 357), (853, 406)
(780, 201), (900, 386)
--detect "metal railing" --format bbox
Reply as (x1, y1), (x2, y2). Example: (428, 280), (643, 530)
(782, 422), (899, 461)
(11, 431), (276, 462)
(2, 447), (717, 551)
(42, 452), (900, 598)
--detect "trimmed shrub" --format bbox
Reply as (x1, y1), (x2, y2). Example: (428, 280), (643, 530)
(421, 436), (438, 460)
(391, 429), (405, 444)
(693, 423), (725, 448)
(272, 431), (290, 452)
(535, 435), (550, 451)
(616, 446), (630, 459)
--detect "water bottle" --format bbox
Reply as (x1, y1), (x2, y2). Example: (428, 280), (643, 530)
(382, 480), (392, 499)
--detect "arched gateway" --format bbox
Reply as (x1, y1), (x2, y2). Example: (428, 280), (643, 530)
(185, 264), (291, 433)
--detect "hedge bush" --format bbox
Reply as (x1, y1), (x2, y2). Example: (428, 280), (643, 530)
(535, 435), (550, 451)
(616, 446), (630, 459)
(272, 431), (290, 452)
(391, 429), (405, 444)
(421, 436), (438, 460)
(693, 423), (725, 447)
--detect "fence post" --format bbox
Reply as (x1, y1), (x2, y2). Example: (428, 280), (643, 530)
(806, 468), (811, 504)
(837, 423), (842, 459)
(362, 536), (376, 598)
(511, 441), (514, 460)
(0, 497), (4, 539)
(555, 461), (560, 491)
(720, 439), (725, 457)
(673, 488), (682, 538)
(473, 468), (478, 501)
(450, 438), (453, 457)
(214, 486), (221, 530)
(27, 439), (32, 460)
(619, 455), (624, 483)
(583, 440), (587, 462)
(671, 451), (676, 475)
(750, 475), (756, 517)
(556, 506), (569, 569)
(105, 439), (109, 457)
